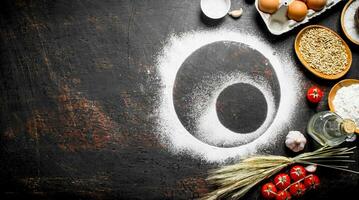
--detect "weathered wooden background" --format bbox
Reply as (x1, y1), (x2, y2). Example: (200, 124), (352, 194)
(0, 0), (358, 199)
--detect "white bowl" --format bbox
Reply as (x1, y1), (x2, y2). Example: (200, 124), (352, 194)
(201, 0), (231, 19)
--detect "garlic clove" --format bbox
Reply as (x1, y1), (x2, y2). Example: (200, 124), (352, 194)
(305, 164), (317, 173)
(285, 131), (307, 152)
(228, 8), (243, 18)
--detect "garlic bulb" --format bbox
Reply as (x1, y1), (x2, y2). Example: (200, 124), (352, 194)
(285, 131), (307, 152)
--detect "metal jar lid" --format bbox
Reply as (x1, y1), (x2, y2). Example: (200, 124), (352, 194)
(342, 119), (356, 134)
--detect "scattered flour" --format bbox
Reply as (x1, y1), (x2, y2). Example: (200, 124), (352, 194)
(155, 29), (301, 163)
(195, 73), (276, 147)
(343, 0), (359, 43)
(333, 83), (359, 126)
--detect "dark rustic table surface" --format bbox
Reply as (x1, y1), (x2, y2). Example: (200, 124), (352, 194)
(0, 0), (358, 200)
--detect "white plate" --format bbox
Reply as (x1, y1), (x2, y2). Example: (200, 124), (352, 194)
(341, 0), (359, 45)
(201, 0), (231, 19)
(255, 0), (341, 35)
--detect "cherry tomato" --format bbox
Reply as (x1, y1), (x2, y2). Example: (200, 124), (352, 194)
(274, 173), (291, 190)
(306, 86), (323, 103)
(276, 190), (292, 200)
(261, 182), (277, 199)
(289, 182), (306, 197)
(304, 174), (320, 189)
(290, 165), (307, 181)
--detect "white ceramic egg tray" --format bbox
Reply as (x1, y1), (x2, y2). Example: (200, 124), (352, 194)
(255, 0), (340, 35)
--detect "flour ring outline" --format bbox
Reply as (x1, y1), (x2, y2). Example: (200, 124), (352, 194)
(194, 72), (276, 147)
(156, 30), (297, 162)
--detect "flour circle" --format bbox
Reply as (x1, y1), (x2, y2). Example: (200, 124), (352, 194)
(155, 30), (300, 163)
(216, 83), (268, 133)
(195, 73), (275, 147)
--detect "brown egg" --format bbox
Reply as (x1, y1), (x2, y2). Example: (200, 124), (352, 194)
(287, 0), (308, 21)
(259, 0), (280, 14)
(306, 0), (327, 11)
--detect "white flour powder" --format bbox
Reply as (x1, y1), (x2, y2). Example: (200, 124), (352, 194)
(195, 73), (276, 147)
(333, 84), (359, 125)
(201, 0), (230, 19)
(155, 29), (301, 163)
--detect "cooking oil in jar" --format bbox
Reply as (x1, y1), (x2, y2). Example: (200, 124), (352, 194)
(307, 111), (356, 147)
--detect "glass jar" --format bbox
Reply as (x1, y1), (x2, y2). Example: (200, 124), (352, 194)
(307, 111), (357, 147)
